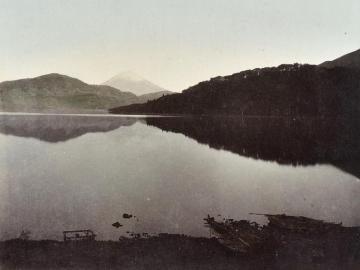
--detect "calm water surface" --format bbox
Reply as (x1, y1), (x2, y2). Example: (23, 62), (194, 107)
(0, 114), (359, 240)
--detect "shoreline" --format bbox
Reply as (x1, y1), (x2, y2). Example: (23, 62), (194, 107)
(1, 215), (360, 269)
(1, 233), (359, 270)
(0, 111), (353, 121)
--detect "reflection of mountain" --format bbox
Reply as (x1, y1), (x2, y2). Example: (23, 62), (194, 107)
(0, 114), (136, 142)
(146, 117), (360, 178)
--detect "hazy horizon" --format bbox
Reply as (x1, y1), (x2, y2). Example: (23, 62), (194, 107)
(1, 0), (359, 91)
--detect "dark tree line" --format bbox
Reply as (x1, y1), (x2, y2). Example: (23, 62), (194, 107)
(110, 64), (360, 118)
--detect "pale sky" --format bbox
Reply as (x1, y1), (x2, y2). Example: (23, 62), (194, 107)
(0, 0), (359, 91)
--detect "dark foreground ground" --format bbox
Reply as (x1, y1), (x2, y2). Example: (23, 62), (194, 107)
(1, 233), (359, 270)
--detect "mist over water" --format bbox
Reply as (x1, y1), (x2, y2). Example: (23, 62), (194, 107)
(0, 114), (359, 240)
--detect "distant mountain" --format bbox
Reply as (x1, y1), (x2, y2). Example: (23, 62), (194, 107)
(320, 49), (360, 69)
(103, 71), (168, 96)
(110, 59), (360, 117)
(0, 73), (139, 113)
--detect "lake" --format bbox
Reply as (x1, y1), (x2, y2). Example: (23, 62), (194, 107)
(0, 113), (359, 240)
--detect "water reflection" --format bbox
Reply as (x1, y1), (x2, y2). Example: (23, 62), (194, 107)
(0, 114), (136, 142)
(146, 116), (360, 178)
(0, 114), (359, 240)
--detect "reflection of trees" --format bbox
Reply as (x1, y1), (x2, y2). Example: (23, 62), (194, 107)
(146, 116), (360, 178)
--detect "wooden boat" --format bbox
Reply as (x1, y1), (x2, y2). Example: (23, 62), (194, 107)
(204, 215), (265, 253)
(204, 214), (351, 253)
(253, 214), (343, 234)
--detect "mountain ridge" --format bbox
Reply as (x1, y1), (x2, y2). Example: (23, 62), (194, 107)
(110, 63), (360, 117)
(0, 73), (139, 112)
(0, 73), (174, 113)
(320, 49), (360, 69)
(110, 49), (360, 117)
